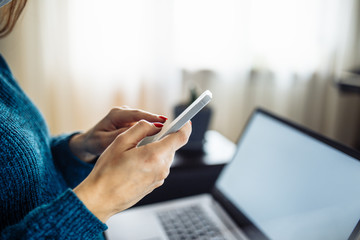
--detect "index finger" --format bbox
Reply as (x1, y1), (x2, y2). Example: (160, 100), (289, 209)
(110, 107), (168, 127)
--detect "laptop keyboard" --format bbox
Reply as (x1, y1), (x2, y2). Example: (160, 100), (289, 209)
(157, 205), (226, 240)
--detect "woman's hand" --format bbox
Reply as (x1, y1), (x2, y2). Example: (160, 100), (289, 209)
(69, 106), (168, 162)
(73, 120), (192, 223)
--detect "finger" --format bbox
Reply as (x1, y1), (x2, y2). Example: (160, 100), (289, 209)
(110, 107), (168, 127)
(155, 121), (192, 153)
(123, 108), (167, 123)
(106, 127), (131, 143)
(115, 120), (163, 151)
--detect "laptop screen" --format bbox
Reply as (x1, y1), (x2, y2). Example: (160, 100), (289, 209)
(215, 109), (360, 240)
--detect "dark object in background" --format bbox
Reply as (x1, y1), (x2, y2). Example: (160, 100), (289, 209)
(337, 68), (360, 93)
(174, 104), (212, 152)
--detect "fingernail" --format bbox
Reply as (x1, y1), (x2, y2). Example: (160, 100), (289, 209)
(153, 123), (164, 128)
(159, 116), (168, 121)
(190, 120), (192, 125)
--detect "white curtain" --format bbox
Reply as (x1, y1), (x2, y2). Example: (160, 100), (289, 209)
(0, 0), (359, 147)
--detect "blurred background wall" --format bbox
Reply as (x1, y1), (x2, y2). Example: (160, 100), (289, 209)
(0, 0), (360, 150)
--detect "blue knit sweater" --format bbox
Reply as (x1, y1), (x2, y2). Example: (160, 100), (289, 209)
(0, 55), (107, 239)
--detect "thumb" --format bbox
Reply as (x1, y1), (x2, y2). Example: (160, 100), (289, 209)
(115, 120), (162, 151)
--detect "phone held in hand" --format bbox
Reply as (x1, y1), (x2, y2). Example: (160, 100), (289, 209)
(138, 90), (213, 146)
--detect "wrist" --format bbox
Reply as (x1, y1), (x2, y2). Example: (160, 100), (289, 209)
(69, 133), (98, 163)
(74, 179), (113, 223)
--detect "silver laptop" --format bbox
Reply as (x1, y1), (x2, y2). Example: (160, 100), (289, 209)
(106, 108), (360, 240)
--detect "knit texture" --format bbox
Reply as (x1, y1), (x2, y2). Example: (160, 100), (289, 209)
(0, 54), (107, 239)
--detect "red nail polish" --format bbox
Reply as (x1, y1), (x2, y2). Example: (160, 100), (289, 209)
(153, 123), (164, 128)
(190, 120), (192, 125)
(159, 116), (168, 121)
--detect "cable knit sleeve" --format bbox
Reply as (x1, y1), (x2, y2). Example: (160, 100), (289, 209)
(0, 126), (107, 240)
(0, 54), (107, 239)
(51, 133), (95, 189)
(0, 189), (107, 240)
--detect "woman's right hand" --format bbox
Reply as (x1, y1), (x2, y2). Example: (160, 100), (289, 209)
(73, 120), (192, 223)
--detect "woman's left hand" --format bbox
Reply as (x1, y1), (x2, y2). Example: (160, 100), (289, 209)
(69, 106), (168, 162)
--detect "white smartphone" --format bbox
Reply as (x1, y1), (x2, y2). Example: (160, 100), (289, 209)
(138, 90), (213, 146)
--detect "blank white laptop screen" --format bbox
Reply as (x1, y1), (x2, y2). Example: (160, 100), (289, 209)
(216, 112), (360, 240)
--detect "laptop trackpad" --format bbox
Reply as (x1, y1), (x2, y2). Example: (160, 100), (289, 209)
(106, 208), (167, 240)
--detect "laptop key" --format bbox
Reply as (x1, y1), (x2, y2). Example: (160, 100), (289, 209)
(157, 205), (226, 240)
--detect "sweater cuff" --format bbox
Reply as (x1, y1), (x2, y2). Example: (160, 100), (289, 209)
(51, 189), (108, 238)
(51, 133), (95, 188)
(51, 132), (95, 168)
